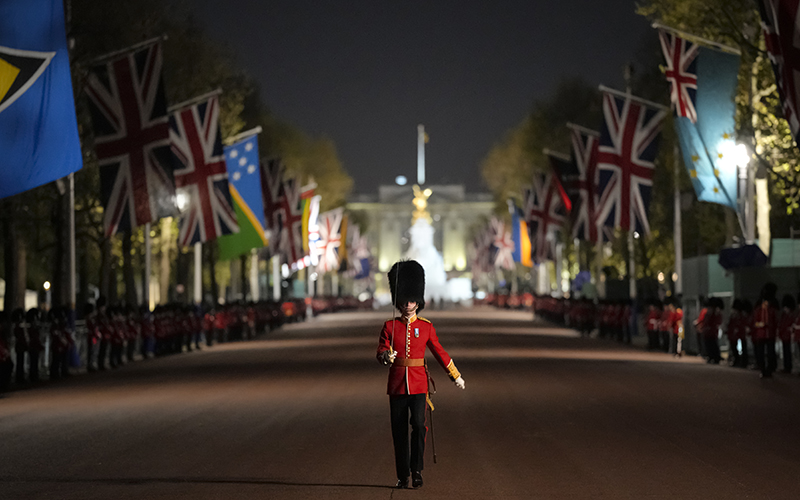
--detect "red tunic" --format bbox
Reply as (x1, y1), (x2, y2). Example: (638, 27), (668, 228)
(703, 310), (722, 339)
(377, 316), (455, 396)
(752, 303), (777, 341)
(671, 309), (684, 335)
(646, 310), (660, 332)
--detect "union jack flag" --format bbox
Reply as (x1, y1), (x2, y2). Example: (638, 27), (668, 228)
(596, 91), (666, 235)
(524, 170), (566, 263)
(346, 224), (371, 279)
(277, 176), (305, 265)
(567, 124), (600, 243)
(316, 208), (344, 274)
(758, 0), (800, 142)
(171, 95), (238, 247)
(469, 225), (494, 276)
(658, 29), (699, 122)
(85, 41), (176, 237)
(490, 218), (515, 271)
(260, 158), (284, 237)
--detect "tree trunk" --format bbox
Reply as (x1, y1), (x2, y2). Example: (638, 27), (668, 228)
(100, 237), (112, 301)
(206, 242), (218, 305)
(3, 198), (25, 312)
(52, 187), (70, 308)
(175, 247), (190, 304)
(78, 239), (90, 315)
(122, 230), (137, 306)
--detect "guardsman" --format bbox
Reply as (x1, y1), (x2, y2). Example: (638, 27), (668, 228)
(0, 311), (12, 392)
(376, 260), (465, 490)
(646, 301), (661, 350)
(12, 308), (27, 383)
(49, 308), (68, 379)
(752, 283), (778, 378)
(726, 300), (743, 367)
(703, 298), (723, 364)
(26, 308), (44, 382)
(96, 297), (112, 370)
(778, 294), (795, 374)
(84, 303), (100, 372)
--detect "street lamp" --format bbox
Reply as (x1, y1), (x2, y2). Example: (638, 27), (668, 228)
(43, 281), (51, 310)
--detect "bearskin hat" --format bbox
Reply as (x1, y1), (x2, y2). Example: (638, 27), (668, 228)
(782, 293), (796, 311)
(388, 260), (426, 312)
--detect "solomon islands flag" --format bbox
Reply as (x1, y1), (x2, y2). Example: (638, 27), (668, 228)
(217, 134), (268, 260)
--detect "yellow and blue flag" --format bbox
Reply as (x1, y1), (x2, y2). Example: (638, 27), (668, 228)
(659, 30), (740, 210)
(0, 0), (82, 198)
(217, 134), (267, 261)
(511, 204), (532, 268)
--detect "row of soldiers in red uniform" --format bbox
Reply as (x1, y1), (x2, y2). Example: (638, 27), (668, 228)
(0, 298), (300, 393)
(714, 283), (795, 378)
(0, 307), (76, 390)
(84, 298), (290, 371)
(644, 299), (687, 355)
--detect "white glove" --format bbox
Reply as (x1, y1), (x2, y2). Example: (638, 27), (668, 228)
(388, 350), (397, 364)
(454, 376), (465, 390)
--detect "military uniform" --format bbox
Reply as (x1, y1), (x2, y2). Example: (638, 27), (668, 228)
(376, 260), (464, 489)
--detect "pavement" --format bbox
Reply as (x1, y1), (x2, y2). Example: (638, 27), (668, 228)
(1, 307), (799, 499)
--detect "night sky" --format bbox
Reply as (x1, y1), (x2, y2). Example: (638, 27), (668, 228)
(193, 1), (653, 195)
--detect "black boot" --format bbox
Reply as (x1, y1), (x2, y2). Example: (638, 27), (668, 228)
(412, 471), (423, 488)
(395, 478), (408, 489)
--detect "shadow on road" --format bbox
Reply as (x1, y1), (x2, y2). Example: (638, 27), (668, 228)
(0, 475), (393, 490)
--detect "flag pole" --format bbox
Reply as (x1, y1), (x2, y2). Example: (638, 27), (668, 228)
(250, 248), (259, 301)
(622, 68), (638, 301)
(69, 172), (76, 321)
(168, 88), (223, 113)
(194, 242), (202, 304)
(144, 223), (151, 308)
(89, 35), (168, 65)
(673, 144), (683, 295)
(651, 23), (741, 55)
(223, 126), (263, 146)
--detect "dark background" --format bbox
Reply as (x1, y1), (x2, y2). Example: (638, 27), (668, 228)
(193, 0), (653, 194)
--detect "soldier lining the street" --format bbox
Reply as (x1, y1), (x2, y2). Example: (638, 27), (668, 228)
(376, 259), (466, 489)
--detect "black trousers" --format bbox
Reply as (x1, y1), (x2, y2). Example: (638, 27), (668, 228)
(754, 340), (776, 376)
(781, 339), (793, 372)
(390, 394), (427, 480)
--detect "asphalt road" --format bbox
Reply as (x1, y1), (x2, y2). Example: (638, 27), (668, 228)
(2, 308), (800, 500)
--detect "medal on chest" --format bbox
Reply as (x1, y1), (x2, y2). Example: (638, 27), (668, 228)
(414, 327), (419, 338)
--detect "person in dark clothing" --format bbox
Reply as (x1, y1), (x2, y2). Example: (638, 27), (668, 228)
(778, 294), (796, 374)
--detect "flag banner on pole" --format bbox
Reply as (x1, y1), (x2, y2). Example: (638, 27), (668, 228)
(277, 176), (305, 266)
(511, 204), (533, 267)
(171, 94), (238, 246)
(544, 150), (574, 213)
(659, 29), (740, 210)
(596, 89), (667, 235)
(316, 207), (344, 274)
(338, 213), (349, 271)
(469, 226), (492, 278)
(524, 170), (567, 263)
(217, 134), (267, 260)
(490, 217), (516, 271)
(85, 41), (176, 237)
(0, 0), (82, 199)
(260, 158), (285, 251)
(300, 183), (316, 255)
(307, 194), (321, 266)
(346, 224), (372, 279)
(758, 0), (800, 145)
(567, 124), (601, 243)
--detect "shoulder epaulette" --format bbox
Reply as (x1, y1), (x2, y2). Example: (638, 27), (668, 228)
(417, 317), (432, 323)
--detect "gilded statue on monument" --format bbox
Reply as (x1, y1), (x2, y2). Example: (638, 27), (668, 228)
(412, 184), (433, 224)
